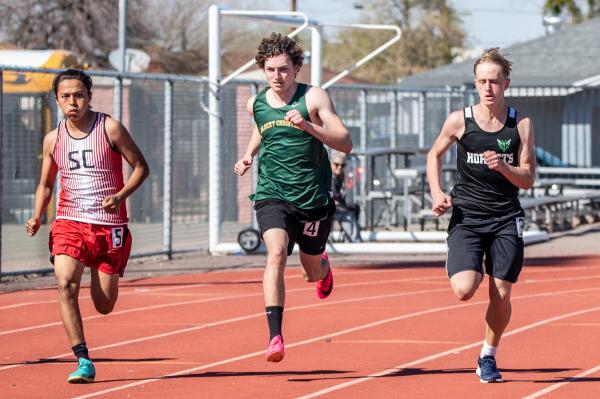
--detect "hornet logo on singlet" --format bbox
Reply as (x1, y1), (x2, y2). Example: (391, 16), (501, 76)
(467, 137), (514, 165)
(497, 138), (511, 152)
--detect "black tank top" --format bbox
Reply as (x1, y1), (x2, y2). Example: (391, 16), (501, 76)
(451, 106), (522, 218)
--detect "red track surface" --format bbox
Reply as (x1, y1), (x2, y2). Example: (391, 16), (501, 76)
(2, 256), (600, 398)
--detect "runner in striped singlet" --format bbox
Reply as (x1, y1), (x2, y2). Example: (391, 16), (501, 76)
(234, 33), (352, 363)
(426, 48), (536, 383)
(25, 69), (149, 383)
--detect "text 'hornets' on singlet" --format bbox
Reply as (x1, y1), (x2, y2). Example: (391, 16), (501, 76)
(250, 83), (331, 209)
(53, 112), (128, 225)
(451, 106), (522, 217)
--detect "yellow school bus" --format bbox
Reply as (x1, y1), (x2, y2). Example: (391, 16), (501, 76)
(1, 49), (80, 93)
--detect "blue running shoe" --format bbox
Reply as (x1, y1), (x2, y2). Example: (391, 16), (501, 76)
(67, 358), (96, 383)
(476, 355), (503, 383)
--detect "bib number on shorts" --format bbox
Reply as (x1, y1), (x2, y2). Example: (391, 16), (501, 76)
(303, 221), (320, 237)
(112, 227), (125, 248)
(515, 217), (525, 238)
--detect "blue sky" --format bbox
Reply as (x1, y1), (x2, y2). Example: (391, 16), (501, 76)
(269, 0), (548, 49)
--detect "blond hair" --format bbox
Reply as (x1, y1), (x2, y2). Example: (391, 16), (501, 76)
(473, 47), (513, 79)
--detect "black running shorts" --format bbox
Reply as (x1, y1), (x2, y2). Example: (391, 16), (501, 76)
(445, 209), (525, 283)
(254, 199), (335, 256)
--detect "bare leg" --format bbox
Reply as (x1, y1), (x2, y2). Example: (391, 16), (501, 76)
(54, 255), (86, 346)
(261, 228), (289, 361)
(485, 276), (513, 347)
(299, 251), (329, 282)
(449, 269), (483, 301)
(90, 268), (119, 315)
(262, 228), (289, 307)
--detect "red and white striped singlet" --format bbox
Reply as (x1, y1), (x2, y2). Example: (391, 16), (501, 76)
(53, 112), (128, 225)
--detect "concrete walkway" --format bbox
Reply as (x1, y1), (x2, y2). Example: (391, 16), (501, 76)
(2, 223), (599, 292)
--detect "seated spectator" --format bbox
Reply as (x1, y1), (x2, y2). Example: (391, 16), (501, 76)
(331, 153), (363, 243)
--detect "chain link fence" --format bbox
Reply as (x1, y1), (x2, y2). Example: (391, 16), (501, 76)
(3, 66), (598, 274)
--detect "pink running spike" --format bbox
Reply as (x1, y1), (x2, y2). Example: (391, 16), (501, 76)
(266, 335), (285, 362)
(316, 253), (334, 299)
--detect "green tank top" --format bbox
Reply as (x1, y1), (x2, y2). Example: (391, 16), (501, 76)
(250, 83), (332, 209)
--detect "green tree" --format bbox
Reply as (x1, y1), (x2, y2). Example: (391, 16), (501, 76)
(324, 0), (465, 83)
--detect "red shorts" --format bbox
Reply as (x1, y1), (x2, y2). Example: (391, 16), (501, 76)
(49, 219), (132, 276)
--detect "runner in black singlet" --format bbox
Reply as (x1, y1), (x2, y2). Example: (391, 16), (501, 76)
(426, 48), (536, 383)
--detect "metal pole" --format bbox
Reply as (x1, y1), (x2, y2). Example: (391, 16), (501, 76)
(390, 91), (398, 163)
(0, 70), (3, 278)
(310, 26), (322, 87)
(208, 5), (222, 253)
(359, 89), (368, 228)
(115, 0), (127, 121)
(444, 87), (453, 165)
(251, 83), (259, 230)
(219, 11), (309, 86)
(418, 91), (426, 148)
(390, 90), (398, 226)
(163, 80), (173, 259)
(290, 0), (298, 34)
(119, 0), (127, 73)
(113, 78), (122, 122)
(321, 24), (401, 89)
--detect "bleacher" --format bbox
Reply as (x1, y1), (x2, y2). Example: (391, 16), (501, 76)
(347, 146), (600, 234)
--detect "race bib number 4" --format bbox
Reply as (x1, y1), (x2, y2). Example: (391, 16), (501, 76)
(112, 227), (125, 248)
(303, 221), (320, 237)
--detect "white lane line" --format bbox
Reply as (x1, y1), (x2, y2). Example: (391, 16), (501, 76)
(522, 364), (600, 398)
(0, 275), (443, 336)
(0, 287), (450, 372)
(71, 287), (600, 399)
(5, 261), (599, 310)
(523, 265), (600, 274)
(0, 283), (212, 310)
(521, 275), (600, 284)
(5, 271), (597, 336)
(0, 267), (426, 310)
(331, 339), (464, 345)
(0, 299), (59, 310)
(295, 303), (600, 398)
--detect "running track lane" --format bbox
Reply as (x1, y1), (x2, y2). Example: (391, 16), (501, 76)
(2, 258), (600, 398)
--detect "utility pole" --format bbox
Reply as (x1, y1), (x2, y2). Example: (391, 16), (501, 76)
(290, 0), (297, 32)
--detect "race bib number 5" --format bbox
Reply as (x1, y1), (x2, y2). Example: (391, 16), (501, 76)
(303, 221), (320, 237)
(112, 227), (125, 248)
(515, 217), (525, 238)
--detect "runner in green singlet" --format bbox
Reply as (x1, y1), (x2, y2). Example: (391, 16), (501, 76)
(234, 32), (352, 363)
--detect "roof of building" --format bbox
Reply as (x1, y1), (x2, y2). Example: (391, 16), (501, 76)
(397, 17), (600, 89)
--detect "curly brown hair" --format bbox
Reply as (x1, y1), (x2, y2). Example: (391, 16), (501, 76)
(473, 47), (513, 79)
(255, 32), (304, 69)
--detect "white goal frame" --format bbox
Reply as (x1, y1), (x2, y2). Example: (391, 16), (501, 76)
(208, 4), (403, 253)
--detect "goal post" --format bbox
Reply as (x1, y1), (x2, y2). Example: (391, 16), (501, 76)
(207, 4), (401, 254)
